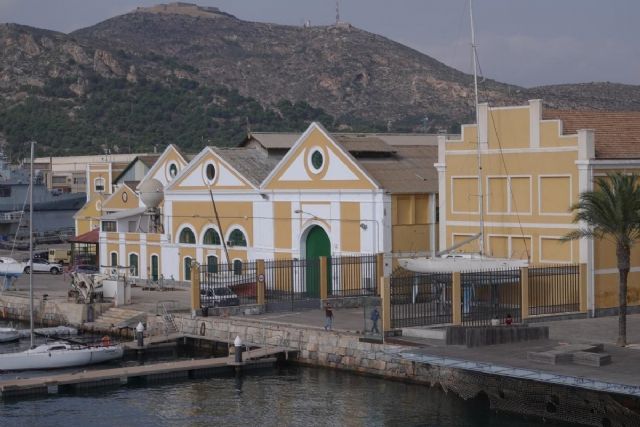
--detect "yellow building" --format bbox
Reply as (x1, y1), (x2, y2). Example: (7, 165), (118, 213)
(87, 123), (439, 283)
(438, 99), (640, 315)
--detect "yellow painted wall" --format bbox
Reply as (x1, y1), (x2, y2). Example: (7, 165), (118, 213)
(74, 196), (103, 235)
(595, 272), (640, 309)
(392, 194), (434, 254)
(103, 185), (139, 211)
(340, 202), (360, 253)
(274, 202), (292, 250)
(171, 201), (253, 247)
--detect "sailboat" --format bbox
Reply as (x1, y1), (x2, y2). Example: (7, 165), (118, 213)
(0, 141), (123, 371)
(399, 0), (528, 274)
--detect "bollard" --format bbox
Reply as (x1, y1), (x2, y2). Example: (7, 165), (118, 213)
(136, 321), (144, 347)
(234, 335), (242, 363)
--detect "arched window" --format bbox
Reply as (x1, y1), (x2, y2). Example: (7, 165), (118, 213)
(203, 228), (221, 245)
(179, 227), (196, 244)
(184, 257), (192, 281)
(207, 255), (218, 273)
(129, 253), (139, 276)
(228, 229), (247, 247)
(110, 252), (118, 267)
(233, 259), (243, 275)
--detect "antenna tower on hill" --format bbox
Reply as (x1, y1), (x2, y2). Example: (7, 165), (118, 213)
(336, 0), (340, 24)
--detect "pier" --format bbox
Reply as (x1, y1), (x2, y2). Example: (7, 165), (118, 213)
(0, 346), (292, 399)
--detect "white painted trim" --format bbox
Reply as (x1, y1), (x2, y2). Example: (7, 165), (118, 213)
(261, 122), (380, 190)
(199, 224), (222, 246)
(538, 235), (574, 264)
(486, 233), (533, 260)
(446, 220), (577, 229)
(451, 232), (476, 250)
(595, 267), (640, 275)
(450, 176), (480, 214)
(538, 174), (573, 216)
(202, 159), (220, 186)
(225, 224), (250, 248)
(485, 175), (532, 215)
(127, 251), (140, 277)
(307, 146), (326, 175)
(136, 144), (186, 191)
(446, 147), (578, 156)
(176, 223), (197, 245)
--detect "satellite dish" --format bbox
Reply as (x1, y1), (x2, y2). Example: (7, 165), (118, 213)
(138, 178), (164, 208)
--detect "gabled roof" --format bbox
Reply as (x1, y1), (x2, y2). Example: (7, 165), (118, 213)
(358, 145), (438, 193)
(113, 155), (161, 185)
(543, 110), (640, 159)
(212, 147), (280, 187)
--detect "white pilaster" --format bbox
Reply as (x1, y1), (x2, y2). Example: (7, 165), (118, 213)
(529, 99), (541, 148)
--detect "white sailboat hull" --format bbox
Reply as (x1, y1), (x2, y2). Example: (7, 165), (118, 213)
(0, 343), (123, 371)
(399, 256), (528, 273)
(0, 328), (19, 343)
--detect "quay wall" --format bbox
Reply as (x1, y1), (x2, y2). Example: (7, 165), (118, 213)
(0, 294), (110, 326)
(163, 314), (640, 427)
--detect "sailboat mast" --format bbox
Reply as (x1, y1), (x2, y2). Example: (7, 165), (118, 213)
(470, 0), (484, 256)
(29, 141), (34, 348)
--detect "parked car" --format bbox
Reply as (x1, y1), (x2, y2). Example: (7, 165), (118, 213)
(48, 248), (71, 264)
(200, 286), (240, 307)
(23, 258), (63, 274)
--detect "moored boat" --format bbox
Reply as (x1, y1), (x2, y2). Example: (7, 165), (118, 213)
(0, 327), (19, 343)
(0, 342), (123, 371)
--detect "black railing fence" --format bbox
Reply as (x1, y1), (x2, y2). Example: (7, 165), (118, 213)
(528, 264), (580, 315)
(264, 258), (320, 308)
(200, 261), (257, 308)
(390, 270), (452, 328)
(461, 268), (522, 327)
(328, 254), (378, 298)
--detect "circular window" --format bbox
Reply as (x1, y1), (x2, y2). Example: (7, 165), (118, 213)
(121, 191), (128, 203)
(311, 150), (324, 170)
(95, 200), (102, 211)
(168, 163), (178, 178)
(206, 163), (216, 181)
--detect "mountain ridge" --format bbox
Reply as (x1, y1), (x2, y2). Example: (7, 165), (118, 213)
(0, 2), (637, 158)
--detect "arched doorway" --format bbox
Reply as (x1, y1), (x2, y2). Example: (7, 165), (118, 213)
(305, 225), (331, 297)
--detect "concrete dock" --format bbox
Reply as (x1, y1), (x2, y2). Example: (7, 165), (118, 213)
(0, 346), (291, 399)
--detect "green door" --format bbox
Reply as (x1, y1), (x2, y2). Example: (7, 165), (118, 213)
(151, 255), (159, 281)
(305, 226), (331, 297)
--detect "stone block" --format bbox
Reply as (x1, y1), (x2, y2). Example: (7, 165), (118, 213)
(307, 342), (318, 352)
(372, 359), (386, 371)
(527, 350), (573, 365)
(327, 353), (342, 363)
(573, 351), (611, 367)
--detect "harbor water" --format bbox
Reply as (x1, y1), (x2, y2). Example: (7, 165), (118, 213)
(0, 365), (553, 426)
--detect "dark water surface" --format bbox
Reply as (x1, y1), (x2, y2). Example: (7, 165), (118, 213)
(0, 366), (551, 427)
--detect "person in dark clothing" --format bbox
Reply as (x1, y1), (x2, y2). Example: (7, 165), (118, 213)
(370, 307), (380, 334)
(324, 303), (333, 331)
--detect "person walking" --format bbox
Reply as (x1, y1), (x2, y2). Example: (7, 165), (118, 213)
(370, 307), (380, 334)
(324, 302), (333, 331)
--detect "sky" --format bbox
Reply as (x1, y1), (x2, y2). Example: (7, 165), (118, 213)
(1, 0), (638, 88)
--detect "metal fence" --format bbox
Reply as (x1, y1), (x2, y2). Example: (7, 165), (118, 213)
(461, 268), (522, 326)
(328, 254), (378, 298)
(200, 261), (257, 308)
(390, 270), (452, 328)
(264, 258), (321, 311)
(529, 264), (580, 316)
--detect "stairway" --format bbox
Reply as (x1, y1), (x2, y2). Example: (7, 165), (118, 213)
(86, 307), (147, 331)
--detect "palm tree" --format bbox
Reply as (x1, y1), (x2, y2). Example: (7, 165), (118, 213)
(564, 172), (640, 346)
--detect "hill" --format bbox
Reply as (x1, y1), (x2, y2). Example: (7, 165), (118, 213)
(0, 2), (637, 159)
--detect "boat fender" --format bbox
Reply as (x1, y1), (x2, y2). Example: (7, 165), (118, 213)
(199, 322), (206, 336)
